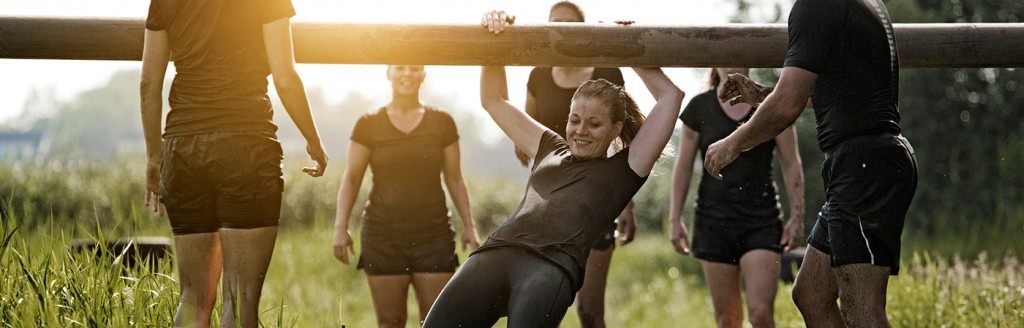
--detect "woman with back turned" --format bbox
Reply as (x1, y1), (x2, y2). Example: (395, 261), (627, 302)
(140, 0), (328, 326)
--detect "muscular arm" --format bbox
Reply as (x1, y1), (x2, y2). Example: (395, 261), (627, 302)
(627, 68), (685, 177)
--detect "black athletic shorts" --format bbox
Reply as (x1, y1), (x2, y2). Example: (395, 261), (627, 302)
(807, 133), (917, 275)
(691, 200), (783, 264)
(357, 231), (459, 275)
(160, 131), (284, 235)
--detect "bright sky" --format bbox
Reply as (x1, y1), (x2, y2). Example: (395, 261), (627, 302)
(0, 0), (788, 130)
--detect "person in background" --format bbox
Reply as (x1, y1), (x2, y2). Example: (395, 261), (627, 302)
(333, 65), (480, 327)
(140, 0), (328, 327)
(670, 67), (804, 328)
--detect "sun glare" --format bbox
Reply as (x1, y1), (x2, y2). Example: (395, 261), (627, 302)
(0, 0), (734, 125)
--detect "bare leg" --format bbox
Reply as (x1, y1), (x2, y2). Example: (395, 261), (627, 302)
(173, 232), (223, 328)
(792, 246), (845, 328)
(702, 261), (743, 328)
(218, 227), (277, 328)
(739, 250), (780, 328)
(577, 247), (613, 328)
(835, 264), (892, 328)
(411, 273), (455, 325)
(368, 274), (413, 328)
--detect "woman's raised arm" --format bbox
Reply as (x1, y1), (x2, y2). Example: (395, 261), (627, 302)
(478, 11), (547, 158)
(480, 66), (547, 158)
(627, 68), (684, 177)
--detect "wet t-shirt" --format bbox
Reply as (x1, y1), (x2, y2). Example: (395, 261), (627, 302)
(351, 107), (459, 240)
(527, 67), (625, 138)
(146, 0), (294, 137)
(473, 131), (647, 290)
(785, 0), (901, 151)
(680, 89), (781, 220)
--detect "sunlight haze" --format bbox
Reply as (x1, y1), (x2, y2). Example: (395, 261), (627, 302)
(0, 0), (788, 137)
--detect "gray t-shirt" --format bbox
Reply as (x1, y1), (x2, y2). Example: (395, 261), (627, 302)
(473, 131), (647, 289)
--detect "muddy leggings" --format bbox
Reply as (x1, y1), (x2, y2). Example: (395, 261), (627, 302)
(422, 246), (577, 328)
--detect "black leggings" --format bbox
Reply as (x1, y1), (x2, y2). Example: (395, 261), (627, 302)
(422, 247), (576, 328)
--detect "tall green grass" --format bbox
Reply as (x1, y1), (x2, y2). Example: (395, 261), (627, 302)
(4, 214), (1023, 327)
(2, 157), (1022, 327)
(889, 252), (1024, 327)
(0, 219), (178, 327)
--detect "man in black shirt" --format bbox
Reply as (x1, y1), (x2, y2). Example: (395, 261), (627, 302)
(704, 0), (917, 327)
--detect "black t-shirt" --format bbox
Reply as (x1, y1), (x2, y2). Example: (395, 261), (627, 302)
(474, 131), (647, 290)
(785, 0), (901, 151)
(146, 0), (295, 137)
(351, 107), (460, 240)
(680, 90), (781, 219)
(527, 67), (625, 138)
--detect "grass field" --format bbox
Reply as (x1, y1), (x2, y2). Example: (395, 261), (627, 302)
(1, 158), (1022, 327)
(2, 215), (1022, 327)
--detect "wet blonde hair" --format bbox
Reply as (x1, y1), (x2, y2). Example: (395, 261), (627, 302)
(572, 79), (645, 148)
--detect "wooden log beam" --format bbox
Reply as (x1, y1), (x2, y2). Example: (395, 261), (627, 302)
(1, 16), (1022, 68)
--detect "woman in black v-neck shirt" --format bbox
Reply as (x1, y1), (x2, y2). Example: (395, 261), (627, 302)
(669, 68), (805, 328)
(332, 65), (480, 327)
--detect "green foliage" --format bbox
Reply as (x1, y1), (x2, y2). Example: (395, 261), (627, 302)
(899, 66), (1024, 236)
(463, 174), (527, 234)
(633, 159), (679, 233)
(0, 219), (179, 327)
(0, 157), (153, 234)
(2, 201), (1022, 327)
(888, 252), (1024, 327)
(885, 0), (1024, 245)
